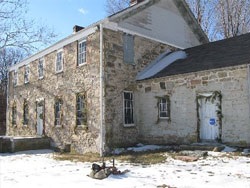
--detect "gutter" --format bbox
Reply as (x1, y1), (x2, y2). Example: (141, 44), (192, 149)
(99, 23), (105, 156)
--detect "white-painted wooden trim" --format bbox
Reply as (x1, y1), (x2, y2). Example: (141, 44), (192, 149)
(103, 22), (184, 50)
(55, 49), (64, 73)
(38, 57), (45, 80)
(9, 27), (98, 71)
(123, 91), (135, 127)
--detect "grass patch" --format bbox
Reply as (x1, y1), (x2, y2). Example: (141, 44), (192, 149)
(53, 151), (167, 165)
(53, 152), (102, 163)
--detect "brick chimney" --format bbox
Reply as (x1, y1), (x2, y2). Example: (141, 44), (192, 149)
(130, 0), (145, 6)
(73, 25), (84, 33)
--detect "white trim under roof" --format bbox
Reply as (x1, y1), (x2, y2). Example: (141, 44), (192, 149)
(9, 26), (98, 71)
(103, 22), (185, 50)
(136, 50), (187, 80)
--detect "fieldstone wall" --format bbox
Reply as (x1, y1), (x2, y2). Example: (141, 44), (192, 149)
(0, 89), (6, 135)
(7, 31), (101, 154)
(137, 65), (250, 147)
(103, 29), (177, 149)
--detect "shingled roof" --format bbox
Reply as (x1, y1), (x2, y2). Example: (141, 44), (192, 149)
(149, 33), (250, 79)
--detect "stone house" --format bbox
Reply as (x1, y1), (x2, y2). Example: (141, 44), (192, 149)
(6, 0), (207, 154)
(136, 33), (250, 147)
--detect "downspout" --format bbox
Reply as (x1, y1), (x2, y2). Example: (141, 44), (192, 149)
(99, 23), (105, 156)
(247, 64), (250, 139)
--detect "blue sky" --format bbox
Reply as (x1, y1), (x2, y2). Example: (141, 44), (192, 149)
(27, 0), (107, 40)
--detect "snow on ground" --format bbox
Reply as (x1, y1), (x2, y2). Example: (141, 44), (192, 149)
(1, 149), (250, 188)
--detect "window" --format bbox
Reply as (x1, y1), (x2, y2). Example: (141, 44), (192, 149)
(55, 98), (63, 126)
(78, 40), (87, 66)
(13, 70), (18, 87)
(24, 65), (30, 84)
(76, 94), (86, 126)
(38, 58), (44, 79)
(12, 102), (17, 126)
(123, 91), (134, 126)
(56, 50), (63, 72)
(123, 33), (134, 64)
(158, 96), (170, 119)
(23, 99), (29, 125)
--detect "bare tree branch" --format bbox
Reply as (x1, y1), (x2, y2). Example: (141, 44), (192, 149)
(0, 0), (57, 91)
(105, 0), (130, 15)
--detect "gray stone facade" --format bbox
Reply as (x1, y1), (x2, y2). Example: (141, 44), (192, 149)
(7, 31), (102, 153)
(137, 65), (250, 147)
(7, 28), (177, 153)
(103, 29), (175, 149)
(6, 0), (209, 154)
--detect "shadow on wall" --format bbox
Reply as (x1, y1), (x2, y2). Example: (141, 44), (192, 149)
(0, 88), (6, 135)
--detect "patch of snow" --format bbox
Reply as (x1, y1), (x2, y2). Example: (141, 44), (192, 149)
(112, 148), (126, 155)
(222, 146), (237, 152)
(112, 144), (168, 154)
(136, 50), (187, 80)
(1, 149), (250, 188)
(127, 144), (163, 152)
(242, 149), (250, 155)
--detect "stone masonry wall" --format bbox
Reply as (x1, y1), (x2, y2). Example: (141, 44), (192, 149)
(103, 29), (177, 149)
(7, 31), (101, 154)
(137, 65), (250, 146)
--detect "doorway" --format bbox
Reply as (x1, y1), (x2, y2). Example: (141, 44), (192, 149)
(36, 100), (45, 136)
(197, 92), (222, 142)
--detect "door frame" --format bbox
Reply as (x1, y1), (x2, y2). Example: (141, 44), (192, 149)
(196, 91), (222, 142)
(36, 99), (45, 136)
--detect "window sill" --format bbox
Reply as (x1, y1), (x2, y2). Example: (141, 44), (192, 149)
(38, 76), (44, 80)
(76, 125), (88, 130)
(124, 62), (136, 66)
(124, 124), (135, 128)
(55, 70), (63, 75)
(159, 117), (170, 120)
(77, 62), (87, 67)
(55, 125), (62, 128)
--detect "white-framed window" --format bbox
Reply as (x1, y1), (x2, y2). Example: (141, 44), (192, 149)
(55, 50), (63, 73)
(38, 58), (44, 79)
(158, 96), (170, 119)
(55, 98), (63, 126)
(24, 65), (30, 84)
(123, 91), (134, 126)
(13, 70), (18, 87)
(78, 39), (87, 66)
(76, 93), (86, 126)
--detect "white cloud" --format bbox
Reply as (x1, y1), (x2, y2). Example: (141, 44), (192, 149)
(78, 8), (88, 15)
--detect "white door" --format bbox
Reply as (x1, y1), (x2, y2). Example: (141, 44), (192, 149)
(37, 102), (44, 136)
(198, 93), (221, 141)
